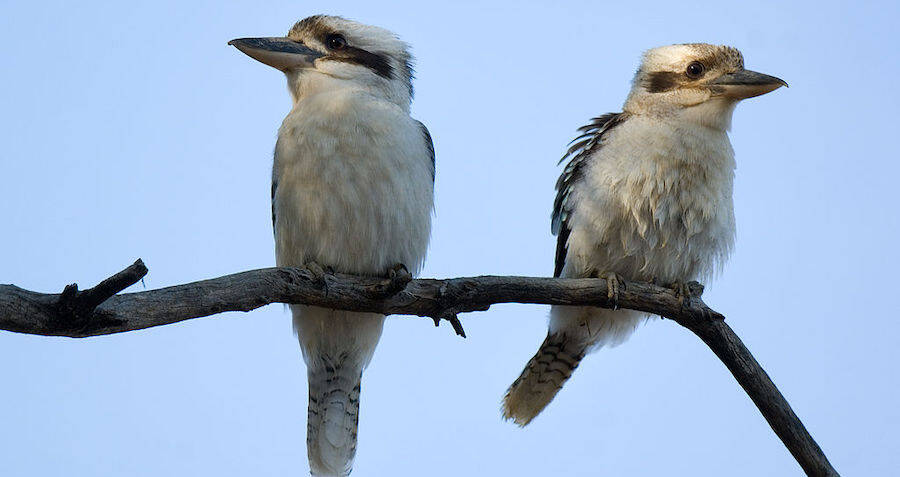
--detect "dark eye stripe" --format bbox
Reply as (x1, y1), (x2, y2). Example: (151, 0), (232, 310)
(644, 71), (681, 93)
(310, 27), (394, 79)
(332, 46), (394, 79)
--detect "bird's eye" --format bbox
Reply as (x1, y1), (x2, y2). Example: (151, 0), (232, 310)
(326, 34), (347, 50)
(685, 61), (705, 79)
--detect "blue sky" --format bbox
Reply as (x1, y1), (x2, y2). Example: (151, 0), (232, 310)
(1, 0), (898, 475)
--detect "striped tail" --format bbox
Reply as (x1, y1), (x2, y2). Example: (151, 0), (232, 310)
(307, 363), (362, 477)
(502, 333), (586, 426)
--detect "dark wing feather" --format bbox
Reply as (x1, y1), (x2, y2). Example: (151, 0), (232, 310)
(271, 175), (278, 231)
(552, 112), (628, 277)
(416, 121), (435, 181)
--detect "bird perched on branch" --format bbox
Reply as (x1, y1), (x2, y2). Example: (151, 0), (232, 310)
(502, 44), (785, 425)
(230, 15), (434, 476)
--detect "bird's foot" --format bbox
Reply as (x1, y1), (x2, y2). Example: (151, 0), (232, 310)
(671, 280), (704, 308)
(371, 263), (412, 298)
(304, 261), (334, 293)
(386, 263), (412, 293)
(387, 263), (410, 280)
(595, 271), (626, 309)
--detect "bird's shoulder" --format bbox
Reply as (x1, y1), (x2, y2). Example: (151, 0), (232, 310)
(552, 112), (629, 277)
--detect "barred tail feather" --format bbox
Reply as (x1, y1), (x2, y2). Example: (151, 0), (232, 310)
(307, 364), (363, 477)
(501, 333), (586, 426)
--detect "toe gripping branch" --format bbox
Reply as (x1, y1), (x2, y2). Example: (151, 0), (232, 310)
(666, 280), (725, 323)
(377, 266), (467, 338)
(363, 264), (413, 300)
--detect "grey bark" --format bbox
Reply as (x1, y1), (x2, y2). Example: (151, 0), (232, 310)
(0, 259), (837, 476)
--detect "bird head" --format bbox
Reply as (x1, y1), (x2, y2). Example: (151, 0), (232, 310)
(625, 44), (786, 130)
(229, 15), (413, 109)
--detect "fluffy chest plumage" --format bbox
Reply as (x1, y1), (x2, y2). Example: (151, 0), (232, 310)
(272, 91), (433, 275)
(565, 116), (736, 282)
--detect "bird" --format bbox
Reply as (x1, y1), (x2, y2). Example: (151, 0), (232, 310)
(502, 44), (786, 426)
(229, 15), (434, 476)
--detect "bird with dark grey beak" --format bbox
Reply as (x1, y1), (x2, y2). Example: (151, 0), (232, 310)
(230, 15), (434, 476)
(502, 44), (786, 426)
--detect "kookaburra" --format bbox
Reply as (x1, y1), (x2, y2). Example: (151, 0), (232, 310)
(230, 15), (434, 476)
(502, 44), (786, 425)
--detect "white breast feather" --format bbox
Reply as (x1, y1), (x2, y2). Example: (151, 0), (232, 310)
(272, 90), (433, 275)
(563, 115), (736, 284)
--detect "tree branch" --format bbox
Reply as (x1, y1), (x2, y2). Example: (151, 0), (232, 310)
(686, 320), (837, 476)
(0, 260), (837, 476)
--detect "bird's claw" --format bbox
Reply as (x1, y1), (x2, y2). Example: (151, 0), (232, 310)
(598, 271), (626, 309)
(387, 263), (410, 280)
(372, 263), (412, 298)
(304, 261), (333, 294)
(672, 280), (704, 308)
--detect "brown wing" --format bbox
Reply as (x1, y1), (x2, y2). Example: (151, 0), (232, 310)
(552, 112), (628, 277)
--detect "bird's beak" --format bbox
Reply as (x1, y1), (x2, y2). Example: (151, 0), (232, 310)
(707, 69), (788, 99)
(228, 37), (323, 71)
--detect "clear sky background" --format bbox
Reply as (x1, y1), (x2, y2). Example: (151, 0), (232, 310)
(1, 1), (898, 475)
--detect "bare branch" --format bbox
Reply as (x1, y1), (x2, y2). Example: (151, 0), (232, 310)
(0, 260), (837, 476)
(54, 259), (148, 331)
(0, 262), (718, 338)
(686, 320), (838, 476)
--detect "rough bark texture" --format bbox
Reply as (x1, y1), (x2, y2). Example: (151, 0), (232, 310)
(0, 260), (838, 476)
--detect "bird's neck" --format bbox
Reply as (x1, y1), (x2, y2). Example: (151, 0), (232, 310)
(285, 71), (410, 112)
(617, 114), (736, 173)
(626, 97), (738, 132)
(677, 99), (739, 131)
